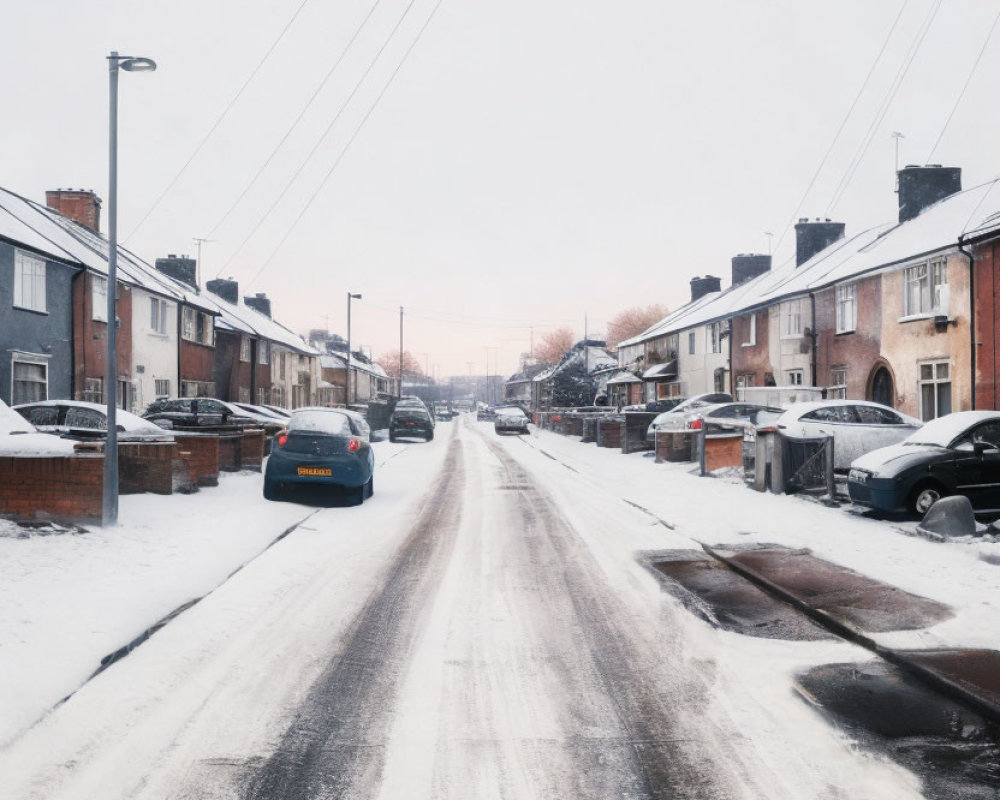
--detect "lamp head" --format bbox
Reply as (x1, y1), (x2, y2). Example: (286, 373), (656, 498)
(109, 53), (157, 72)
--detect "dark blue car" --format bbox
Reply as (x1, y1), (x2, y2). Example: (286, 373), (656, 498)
(263, 407), (374, 504)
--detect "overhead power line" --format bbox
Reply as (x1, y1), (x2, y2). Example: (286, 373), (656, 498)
(245, 0), (446, 288)
(771, 0), (910, 256)
(123, 0), (313, 243)
(926, 5), (1000, 163)
(826, 0), (944, 215)
(220, 0), (421, 278)
(206, 0), (385, 240)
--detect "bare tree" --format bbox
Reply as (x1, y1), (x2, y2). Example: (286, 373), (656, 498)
(375, 350), (424, 378)
(534, 327), (575, 365)
(605, 304), (668, 349)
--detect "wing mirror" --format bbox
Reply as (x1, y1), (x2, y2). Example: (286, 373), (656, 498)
(973, 440), (999, 457)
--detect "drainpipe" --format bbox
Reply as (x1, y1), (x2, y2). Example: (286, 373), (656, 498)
(809, 292), (819, 389)
(958, 235), (977, 410)
(727, 320), (734, 397)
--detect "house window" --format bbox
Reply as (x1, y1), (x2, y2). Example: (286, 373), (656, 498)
(239, 386), (250, 402)
(181, 380), (215, 397)
(150, 297), (169, 334)
(240, 336), (251, 362)
(836, 283), (857, 333)
(181, 307), (213, 345)
(83, 377), (103, 403)
(781, 300), (803, 337)
(13, 250), (46, 313)
(736, 373), (754, 389)
(12, 357), (47, 404)
(92, 276), (108, 322)
(919, 360), (951, 421)
(257, 387), (267, 405)
(904, 259), (947, 316)
(829, 367), (848, 400)
(272, 385), (285, 407)
(787, 369), (804, 385)
(154, 379), (170, 397)
(688, 331), (696, 355)
(279, 352), (286, 379)
(258, 341), (269, 365)
(742, 314), (756, 346)
(708, 322), (723, 354)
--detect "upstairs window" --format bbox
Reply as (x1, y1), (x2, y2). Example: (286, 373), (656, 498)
(150, 297), (169, 334)
(742, 313), (756, 346)
(240, 336), (251, 362)
(708, 322), (723, 354)
(92, 276), (108, 322)
(904, 259), (947, 316)
(14, 250), (46, 313)
(258, 341), (269, 365)
(688, 331), (696, 355)
(181, 307), (214, 345)
(781, 300), (804, 337)
(836, 283), (857, 333)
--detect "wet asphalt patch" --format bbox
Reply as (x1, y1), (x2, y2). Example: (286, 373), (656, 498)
(644, 550), (833, 641)
(796, 661), (1000, 800)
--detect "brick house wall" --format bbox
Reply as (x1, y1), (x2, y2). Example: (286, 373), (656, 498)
(214, 329), (253, 402)
(974, 238), (1000, 410)
(730, 309), (771, 389)
(815, 275), (882, 400)
(72, 272), (133, 407)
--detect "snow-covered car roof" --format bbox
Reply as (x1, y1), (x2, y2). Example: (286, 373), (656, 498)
(0, 400), (78, 455)
(902, 410), (1000, 448)
(14, 399), (168, 434)
(287, 408), (353, 434)
(777, 400), (922, 426)
(495, 406), (527, 417)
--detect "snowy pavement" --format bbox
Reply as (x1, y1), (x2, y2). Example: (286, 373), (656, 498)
(0, 416), (997, 798)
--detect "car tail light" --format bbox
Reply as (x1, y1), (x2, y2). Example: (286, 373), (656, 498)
(348, 438), (360, 452)
(689, 418), (703, 430)
(276, 433), (288, 448)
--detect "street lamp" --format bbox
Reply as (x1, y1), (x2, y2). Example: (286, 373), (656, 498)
(345, 292), (361, 406)
(104, 51), (156, 526)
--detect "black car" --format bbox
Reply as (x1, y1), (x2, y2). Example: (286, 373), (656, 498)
(143, 397), (255, 429)
(848, 410), (1000, 515)
(389, 407), (434, 442)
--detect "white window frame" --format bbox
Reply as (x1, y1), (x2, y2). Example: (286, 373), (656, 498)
(918, 359), (951, 421)
(787, 369), (804, 385)
(154, 379), (170, 397)
(708, 322), (723, 354)
(11, 353), (49, 404)
(83, 377), (103, 403)
(92, 275), (108, 323)
(258, 340), (269, 365)
(828, 367), (848, 400)
(240, 336), (251, 362)
(742, 313), (756, 347)
(836, 283), (857, 333)
(181, 307), (213, 345)
(13, 249), (47, 313)
(781, 300), (803, 338)
(903, 259), (948, 317)
(150, 297), (169, 335)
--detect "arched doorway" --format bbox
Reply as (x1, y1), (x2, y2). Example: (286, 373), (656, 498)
(869, 365), (895, 408)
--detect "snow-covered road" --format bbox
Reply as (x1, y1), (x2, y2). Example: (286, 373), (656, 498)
(3, 415), (994, 798)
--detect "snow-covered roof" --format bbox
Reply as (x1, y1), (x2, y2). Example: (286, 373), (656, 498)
(0, 187), (219, 311)
(318, 352), (388, 377)
(533, 342), (617, 382)
(622, 176), (1000, 346)
(606, 370), (642, 385)
(202, 291), (318, 355)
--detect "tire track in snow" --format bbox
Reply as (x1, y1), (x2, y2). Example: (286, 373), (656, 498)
(474, 430), (743, 799)
(241, 426), (465, 800)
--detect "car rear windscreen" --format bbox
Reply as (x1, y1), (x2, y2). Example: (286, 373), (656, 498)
(288, 411), (352, 435)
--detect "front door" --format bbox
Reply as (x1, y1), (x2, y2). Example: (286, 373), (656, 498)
(869, 367), (894, 408)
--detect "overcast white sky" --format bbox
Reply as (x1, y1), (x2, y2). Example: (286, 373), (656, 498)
(5, 1), (1000, 377)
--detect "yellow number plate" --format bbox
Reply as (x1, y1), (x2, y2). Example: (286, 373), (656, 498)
(297, 467), (332, 476)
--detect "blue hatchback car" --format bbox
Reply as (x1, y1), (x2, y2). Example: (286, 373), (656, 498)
(263, 407), (374, 504)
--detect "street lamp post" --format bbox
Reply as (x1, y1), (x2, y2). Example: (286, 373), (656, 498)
(104, 51), (156, 526)
(345, 292), (361, 407)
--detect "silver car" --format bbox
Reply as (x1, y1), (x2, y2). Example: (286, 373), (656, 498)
(646, 393), (733, 441)
(776, 400), (922, 471)
(494, 406), (530, 435)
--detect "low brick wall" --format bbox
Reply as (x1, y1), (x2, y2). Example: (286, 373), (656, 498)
(597, 419), (622, 448)
(704, 434), (744, 472)
(621, 412), (657, 454)
(118, 442), (177, 495)
(218, 434), (242, 472)
(240, 429), (265, 471)
(566, 416), (584, 436)
(581, 417), (598, 443)
(655, 431), (694, 463)
(174, 434), (220, 487)
(0, 455), (103, 524)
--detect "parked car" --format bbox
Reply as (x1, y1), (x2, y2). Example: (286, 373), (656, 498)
(14, 400), (173, 441)
(0, 399), (78, 455)
(222, 402), (286, 436)
(848, 410), (1000, 515)
(143, 397), (256, 429)
(263, 407), (374, 504)
(775, 400), (922, 471)
(389, 406), (435, 442)
(623, 398), (686, 413)
(646, 393), (734, 440)
(695, 402), (785, 432)
(494, 406), (530, 435)
(434, 403), (457, 421)
(260, 404), (293, 419)
(477, 405), (495, 421)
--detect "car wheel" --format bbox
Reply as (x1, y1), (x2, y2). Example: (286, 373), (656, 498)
(263, 479), (280, 501)
(389, 433), (397, 443)
(427, 431), (434, 441)
(365, 476), (374, 498)
(908, 481), (945, 516)
(350, 483), (365, 506)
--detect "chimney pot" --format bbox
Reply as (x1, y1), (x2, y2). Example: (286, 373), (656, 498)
(794, 219), (846, 267)
(45, 188), (103, 234)
(897, 165), (962, 223)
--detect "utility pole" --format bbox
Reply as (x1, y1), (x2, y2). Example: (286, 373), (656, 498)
(346, 292), (361, 407)
(193, 236), (213, 288)
(584, 313), (589, 375)
(398, 306), (404, 399)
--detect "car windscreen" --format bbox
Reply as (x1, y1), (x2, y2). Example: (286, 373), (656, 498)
(495, 407), (526, 418)
(288, 411), (352, 436)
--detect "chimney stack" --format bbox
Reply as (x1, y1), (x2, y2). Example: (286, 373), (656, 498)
(731, 253), (771, 286)
(154, 254), (198, 290)
(794, 218), (845, 267)
(206, 277), (239, 304)
(897, 164), (962, 223)
(690, 275), (721, 303)
(244, 292), (272, 318)
(46, 189), (102, 233)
